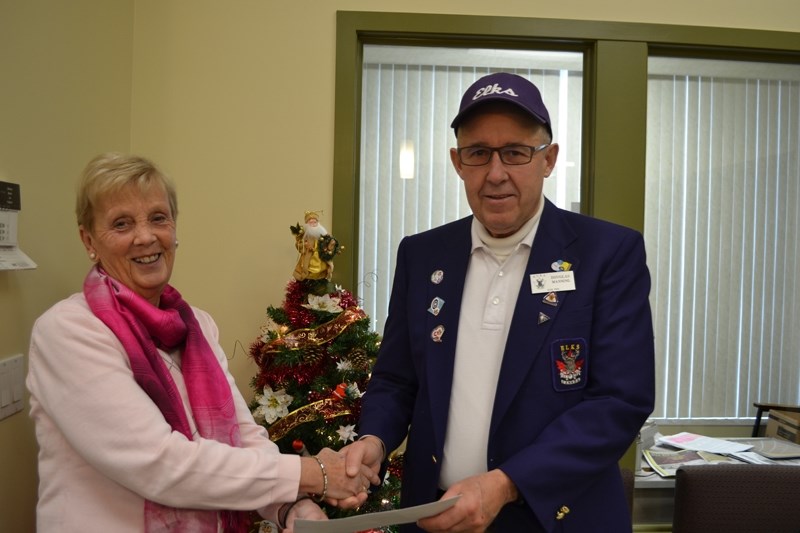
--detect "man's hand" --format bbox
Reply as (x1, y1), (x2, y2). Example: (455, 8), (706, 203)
(305, 448), (379, 504)
(343, 436), (384, 478)
(328, 436), (385, 509)
(417, 470), (518, 533)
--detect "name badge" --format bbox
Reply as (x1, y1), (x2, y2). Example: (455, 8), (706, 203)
(530, 271), (576, 294)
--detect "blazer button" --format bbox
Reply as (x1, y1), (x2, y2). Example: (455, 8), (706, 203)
(555, 505), (570, 520)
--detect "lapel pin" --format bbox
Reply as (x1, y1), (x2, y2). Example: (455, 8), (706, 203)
(431, 270), (444, 284)
(543, 292), (559, 307)
(551, 260), (572, 272)
(428, 297), (445, 316)
(431, 325), (445, 342)
(538, 312), (551, 325)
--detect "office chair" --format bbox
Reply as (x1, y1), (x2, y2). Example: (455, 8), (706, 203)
(620, 467), (634, 515)
(672, 464), (800, 533)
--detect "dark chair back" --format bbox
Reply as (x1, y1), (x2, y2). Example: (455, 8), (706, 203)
(672, 464), (800, 533)
(620, 466), (634, 515)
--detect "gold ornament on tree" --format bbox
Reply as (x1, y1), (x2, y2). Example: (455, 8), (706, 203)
(291, 210), (342, 282)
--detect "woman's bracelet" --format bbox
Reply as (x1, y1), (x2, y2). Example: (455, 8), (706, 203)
(277, 495), (311, 529)
(311, 455), (328, 502)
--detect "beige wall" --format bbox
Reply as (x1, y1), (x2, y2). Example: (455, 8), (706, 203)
(0, 1), (134, 530)
(1, 0), (797, 529)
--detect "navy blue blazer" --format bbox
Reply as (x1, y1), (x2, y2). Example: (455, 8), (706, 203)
(359, 199), (655, 532)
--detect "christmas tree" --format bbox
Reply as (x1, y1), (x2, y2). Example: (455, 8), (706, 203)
(248, 212), (402, 532)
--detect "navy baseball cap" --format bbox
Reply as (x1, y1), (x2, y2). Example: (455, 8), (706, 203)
(450, 72), (552, 137)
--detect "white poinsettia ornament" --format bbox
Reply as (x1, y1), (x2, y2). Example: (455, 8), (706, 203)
(253, 386), (293, 424)
(302, 293), (344, 313)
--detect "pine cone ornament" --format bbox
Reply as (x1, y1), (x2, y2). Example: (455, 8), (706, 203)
(302, 344), (327, 365)
(348, 348), (370, 370)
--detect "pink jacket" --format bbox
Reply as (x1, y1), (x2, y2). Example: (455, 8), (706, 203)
(27, 293), (299, 532)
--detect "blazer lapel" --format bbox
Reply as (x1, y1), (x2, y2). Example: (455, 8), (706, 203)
(423, 218), (473, 452)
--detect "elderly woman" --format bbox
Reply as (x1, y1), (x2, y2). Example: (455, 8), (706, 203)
(26, 153), (377, 532)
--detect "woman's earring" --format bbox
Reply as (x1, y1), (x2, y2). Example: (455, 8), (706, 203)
(175, 240), (179, 248)
(89, 252), (97, 261)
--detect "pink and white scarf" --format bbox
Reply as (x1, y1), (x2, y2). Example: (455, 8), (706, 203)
(84, 265), (249, 532)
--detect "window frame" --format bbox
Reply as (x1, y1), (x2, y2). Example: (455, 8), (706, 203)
(331, 11), (800, 426)
(333, 11), (800, 289)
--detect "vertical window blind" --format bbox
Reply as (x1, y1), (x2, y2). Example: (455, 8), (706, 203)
(645, 57), (800, 421)
(358, 46), (583, 333)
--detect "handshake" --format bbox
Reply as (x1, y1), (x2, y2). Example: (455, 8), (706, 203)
(303, 435), (386, 509)
(277, 436), (386, 532)
(288, 436), (513, 532)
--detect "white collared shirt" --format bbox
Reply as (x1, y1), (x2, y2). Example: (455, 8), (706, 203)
(439, 199), (543, 488)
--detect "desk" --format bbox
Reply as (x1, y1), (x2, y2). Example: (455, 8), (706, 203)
(633, 472), (674, 528)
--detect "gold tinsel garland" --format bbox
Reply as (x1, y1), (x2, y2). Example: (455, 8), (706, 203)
(267, 398), (352, 442)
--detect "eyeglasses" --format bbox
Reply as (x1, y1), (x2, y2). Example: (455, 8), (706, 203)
(456, 143), (550, 166)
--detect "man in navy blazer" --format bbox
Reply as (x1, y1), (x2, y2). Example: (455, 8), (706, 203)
(345, 72), (655, 532)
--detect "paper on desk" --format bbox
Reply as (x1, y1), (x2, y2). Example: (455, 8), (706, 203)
(294, 496), (460, 533)
(730, 451), (783, 465)
(658, 432), (752, 454)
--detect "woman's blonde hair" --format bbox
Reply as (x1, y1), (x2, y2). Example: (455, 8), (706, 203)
(76, 152), (178, 231)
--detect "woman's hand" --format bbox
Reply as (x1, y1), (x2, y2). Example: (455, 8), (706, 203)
(282, 498), (327, 533)
(300, 448), (380, 502)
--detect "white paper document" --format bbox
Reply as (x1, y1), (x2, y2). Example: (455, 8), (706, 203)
(658, 432), (753, 454)
(294, 496), (460, 533)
